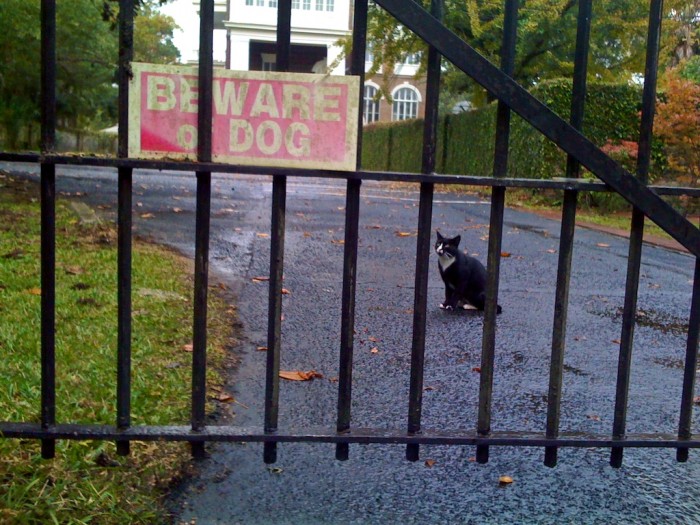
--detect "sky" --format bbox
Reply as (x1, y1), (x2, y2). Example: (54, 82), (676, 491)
(159, 0), (227, 64)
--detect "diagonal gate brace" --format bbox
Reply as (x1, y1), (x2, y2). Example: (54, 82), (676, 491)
(374, 0), (700, 257)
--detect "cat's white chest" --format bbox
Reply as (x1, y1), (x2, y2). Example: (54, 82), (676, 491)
(438, 253), (455, 271)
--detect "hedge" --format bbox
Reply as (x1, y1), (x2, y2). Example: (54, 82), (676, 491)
(361, 79), (666, 181)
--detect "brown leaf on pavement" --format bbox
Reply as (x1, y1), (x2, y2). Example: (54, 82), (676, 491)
(499, 475), (514, 485)
(279, 370), (323, 381)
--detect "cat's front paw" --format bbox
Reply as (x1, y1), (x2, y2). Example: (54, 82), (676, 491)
(440, 303), (454, 311)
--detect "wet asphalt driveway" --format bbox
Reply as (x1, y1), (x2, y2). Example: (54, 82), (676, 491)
(3, 163), (699, 524)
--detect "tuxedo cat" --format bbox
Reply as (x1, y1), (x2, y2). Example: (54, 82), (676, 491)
(435, 231), (502, 314)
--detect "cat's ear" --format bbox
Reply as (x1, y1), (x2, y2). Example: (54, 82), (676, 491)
(436, 230), (444, 240)
(453, 235), (461, 246)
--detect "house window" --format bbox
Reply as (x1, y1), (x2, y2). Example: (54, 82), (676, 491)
(364, 85), (380, 124)
(404, 52), (421, 65)
(292, 0), (300, 8)
(316, 0), (323, 9)
(257, 0), (264, 4)
(303, 0), (311, 9)
(245, 0), (253, 4)
(392, 86), (419, 121)
(262, 54), (277, 71)
(366, 41), (374, 63)
(269, 0), (277, 5)
(326, 0), (334, 11)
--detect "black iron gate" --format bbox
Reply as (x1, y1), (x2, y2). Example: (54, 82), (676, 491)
(1, 0), (700, 471)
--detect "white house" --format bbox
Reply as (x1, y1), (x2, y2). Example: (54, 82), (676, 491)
(193, 0), (426, 123)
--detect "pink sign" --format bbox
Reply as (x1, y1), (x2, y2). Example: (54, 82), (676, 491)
(129, 63), (359, 171)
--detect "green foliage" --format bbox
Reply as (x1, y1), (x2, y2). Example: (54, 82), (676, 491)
(356, 0), (658, 105)
(680, 55), (700, 83)
(0, 0), (179, 151)
(362, 80), (667, 185)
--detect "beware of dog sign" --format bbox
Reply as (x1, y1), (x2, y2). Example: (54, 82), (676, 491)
(128, 63), (360, 171)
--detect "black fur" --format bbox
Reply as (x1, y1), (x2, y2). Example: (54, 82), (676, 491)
(435, 231), (502, 314)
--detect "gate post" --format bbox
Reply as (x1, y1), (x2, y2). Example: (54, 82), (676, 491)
(476, 0), (518, 464)
(406, 0), (444, 463)
(611, 0), (664, 468)
(544, 0), (592, 468)
(40, 0), (57, 461)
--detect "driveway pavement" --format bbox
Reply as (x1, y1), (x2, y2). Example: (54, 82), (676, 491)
(2, 163), (698, 524)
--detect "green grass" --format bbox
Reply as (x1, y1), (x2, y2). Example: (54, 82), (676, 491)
(0, 174), (237, 523)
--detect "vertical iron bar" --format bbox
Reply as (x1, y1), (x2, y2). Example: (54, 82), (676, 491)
(264, 0), (292, 464)
(191, 0), (215, 460)
(40, 0), (56, 460)
(544, 0), (591, 468)
(116, 0), (135, 458)
(406, 0), (442, 463)
(678, 260), (700, 462)
(611, 0), (663, 468)
(476, 0), (517, 464)
(335, 0), (367, 461)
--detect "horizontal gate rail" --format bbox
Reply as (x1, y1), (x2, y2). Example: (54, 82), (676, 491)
(3, 151), (700, 198)
(3, 422), (700, 449)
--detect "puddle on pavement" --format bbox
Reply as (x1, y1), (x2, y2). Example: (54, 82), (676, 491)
(590, 305), (689, 336)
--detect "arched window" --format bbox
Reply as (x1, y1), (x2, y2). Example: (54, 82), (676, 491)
(392, 86), (419, 121)
(363, 85), (380, 124)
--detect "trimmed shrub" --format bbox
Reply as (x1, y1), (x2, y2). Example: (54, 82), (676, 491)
(361, 79), (666, 182)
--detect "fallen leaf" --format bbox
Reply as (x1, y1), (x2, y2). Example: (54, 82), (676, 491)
(586, 414), (601, 421)
(215, 392), (234, 403)
(468, 457), (477, 462)
(281, 288), (291, 295)
(501, 252), (512, 258)
(366, 224), (382, 229)
(395, 231), (416, 237)
(64, 265), (84, 275)
(3, 249), (24, 259)
(328, 377), (339, 383)
(596, 243), (610, 248)
(368, 336), (379, 342)
(268, 467), (284, 474)
(331, 239), (345, 245)
(252, 276), (270, 283)
(140, 212), (155, 219)
(279, 370), (323, 381)
(182, 344), (193, 352)
(425, 459), (437, 468)
(424, 386), (435, 391)
(256, 346), (268, 352)
(337, 206), (345, 211)
(257, 233), (270, 238)
(612, 339), (621, 344)
(303, 232), (312, 237)
(472, 366), (482, 373)
(172, 207), (183, 213)
(693, 396), (700, 405)
(370, 347), (379, 354)
(499, 475), (514, 485)
(546, 249), (557, 254)
(26, 288), (42, 295)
